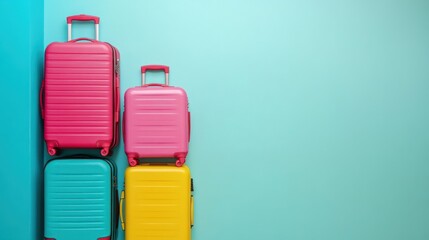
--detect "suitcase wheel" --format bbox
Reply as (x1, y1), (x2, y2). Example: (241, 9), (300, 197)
(128, 157), (138, 167)
(100, 148), (110, 156)
(175, 157), (185, 167)
(48, 147), (57, 156)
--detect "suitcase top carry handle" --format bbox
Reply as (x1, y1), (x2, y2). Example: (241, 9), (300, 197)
(69, 38), (98, 43)
(67, 14), (100, 41)
(141, 65), (170, 86)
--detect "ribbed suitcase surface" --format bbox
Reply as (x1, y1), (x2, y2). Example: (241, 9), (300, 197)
(43, 41), (119, 156)
(124, 87), (189, 166)
(44, 159), (113, 240)
(124, 165), (193, 240)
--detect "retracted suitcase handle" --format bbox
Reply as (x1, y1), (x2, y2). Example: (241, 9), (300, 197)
(141, 65), (170, 86)
(67, 14), (100, 41)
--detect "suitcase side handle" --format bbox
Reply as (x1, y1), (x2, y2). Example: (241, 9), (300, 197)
(191, 196), (194, 228)
(141, 65), (170, 86)
(67, 14), (100, 41)
(120, 191), (125, 230)
(191, 178), (194, 228)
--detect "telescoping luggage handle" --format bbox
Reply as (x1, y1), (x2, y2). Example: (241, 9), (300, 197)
(141, 65), (170, 86)
(67, 14), (100, 41)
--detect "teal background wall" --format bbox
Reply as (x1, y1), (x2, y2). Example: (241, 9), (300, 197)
(44, 1), (429, 239)
(2, 0), (429, 239)
(0, 0), (44, 239)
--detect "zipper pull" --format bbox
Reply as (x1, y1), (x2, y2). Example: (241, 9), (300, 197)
(113, 176), (117, 187)
(115, 58), (120, 75)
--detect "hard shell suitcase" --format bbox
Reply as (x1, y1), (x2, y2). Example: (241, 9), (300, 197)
(41, 14), (120, 156)
(44, 158), (118, 240)
(120, 165), (194, 240)
(124, 65), (190, 167)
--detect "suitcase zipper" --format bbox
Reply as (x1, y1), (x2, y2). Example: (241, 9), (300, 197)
(106, 43), (119, 150)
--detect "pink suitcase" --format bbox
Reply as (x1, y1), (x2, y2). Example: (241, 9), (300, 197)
(124, 65), (190, 167)
(40, 15), (120, 156)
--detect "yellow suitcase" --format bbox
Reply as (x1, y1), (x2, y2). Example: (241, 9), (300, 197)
(121, 165), (194, 240)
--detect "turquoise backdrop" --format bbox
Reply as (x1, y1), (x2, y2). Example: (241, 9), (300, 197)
(2, 0), (429, 239)
(0, 0), (43, 239)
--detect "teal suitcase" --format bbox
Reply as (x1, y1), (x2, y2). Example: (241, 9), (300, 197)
(44, 159), (117, 240)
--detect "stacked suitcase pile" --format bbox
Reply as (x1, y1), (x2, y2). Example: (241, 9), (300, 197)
(41, 15), (194, 240)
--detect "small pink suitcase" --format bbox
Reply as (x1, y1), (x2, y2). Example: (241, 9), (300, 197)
(40, 15), (120, 156)
(124, 65), (190, 167)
